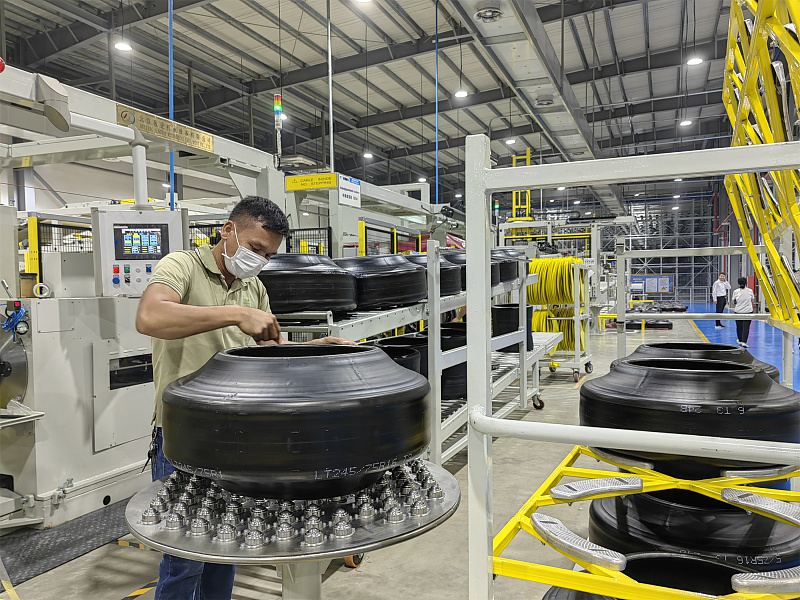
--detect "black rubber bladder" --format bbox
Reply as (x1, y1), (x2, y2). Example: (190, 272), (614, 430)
(334, 255), (427, 309)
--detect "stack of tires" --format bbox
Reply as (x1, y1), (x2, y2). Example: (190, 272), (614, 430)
(580, 350), (800, 571)
(334, 255), (427, 309)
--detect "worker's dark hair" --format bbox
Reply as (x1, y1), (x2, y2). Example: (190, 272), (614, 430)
(738, 277), (747, 288)
(719, 272), (726, 276)
(229, 196), (290, 237)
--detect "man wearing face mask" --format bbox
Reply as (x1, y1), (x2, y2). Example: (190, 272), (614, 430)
(136, 196), (353, 600)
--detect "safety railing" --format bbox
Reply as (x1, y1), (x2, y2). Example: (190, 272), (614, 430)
(286, 227), (332, 256)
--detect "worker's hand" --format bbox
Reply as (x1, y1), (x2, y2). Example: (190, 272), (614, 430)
(237, 308), (282, 344)
(306, 336), (357, 346)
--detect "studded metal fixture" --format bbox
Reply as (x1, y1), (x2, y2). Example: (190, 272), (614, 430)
(184, 483), (200, 497)
(151, 498), (168, 513)
(356, 493), (371, 506)
(304, 528), (324, 546)
(331, 508), (350, 524)
(157, 487), (173, 502)
(333, 521), (354, 538)
(417, 469), (430, 483)
(422, 476), (436, 490)
(387, 507), (405, 523)
(275, 522), (295, 540)
(277, 510), (296, 525)
(383, 497), (399, 511)
(172, 502), (190, 518)
(226, 501), (243, 515)
(304, 516), (324, 530)
(229, 494), (242, 503)
(406, 490), (422, 505)
(141, 507), (161, 524)
(401, 484), (414, 497)
(304, 504), (322, 519)
(279, 501), (295, 513)
(251, 506), (268, 520)
(200, 498), (217, 513)
(411, 501), (429, 517)
(358, 503), (376, 519)
(221, 512), (240, 527)
(428, 485), (444, 500)
(244, 529), (265, 548)
(217, 524), (237, 543)
(164, 513), (184, 530)
(178, 492), (194, 506)
(196, 507), (214, 522)
(163, 480), (178, 492)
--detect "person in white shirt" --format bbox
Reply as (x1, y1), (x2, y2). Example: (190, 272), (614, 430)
(732, 277), (755, 347)
(712, 273), (731, 329)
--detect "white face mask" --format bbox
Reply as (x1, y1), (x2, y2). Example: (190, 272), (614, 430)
(222, 224), (270, 279)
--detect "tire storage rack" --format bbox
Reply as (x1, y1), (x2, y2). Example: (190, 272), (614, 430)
(274, 242), (563, 467)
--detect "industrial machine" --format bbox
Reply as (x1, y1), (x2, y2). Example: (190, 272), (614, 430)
(0, 208), (187, 532)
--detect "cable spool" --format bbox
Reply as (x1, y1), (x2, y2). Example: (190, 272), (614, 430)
(588, 494), (800, 571)
(541, 552), (753, 599)
(580, 358), (800, 468)
(527, 257), (584, 305)
(617, 342), (780, 382)
(550, 307), (586, 352)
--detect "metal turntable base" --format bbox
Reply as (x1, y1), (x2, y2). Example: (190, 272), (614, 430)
(125, 460), (460, 599)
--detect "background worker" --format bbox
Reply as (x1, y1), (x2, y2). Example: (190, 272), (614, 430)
(136, 196), (353, 600)
(712, 272), (731, 329)
(732, 276), (755, 347)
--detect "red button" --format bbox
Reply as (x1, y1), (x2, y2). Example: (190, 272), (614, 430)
(113, 267), (119, 273)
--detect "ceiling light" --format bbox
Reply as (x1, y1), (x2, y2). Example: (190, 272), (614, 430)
(679, 119), (692, 127)
(505, 139), (516, 145)
(474, 0), (503, 23)
(162, 182), (171, 189)
(549, 199), (555, 203)
(673, 194), (681, 199)
(557, 186), (566, 191)
(672, 206), (680, 210)
(573, 200), (581, 205)
(634, 193), (641, 197)
(280, 113), (288, 121)
(455, 193), (463, 198)
(354, 0), (372, 3)
(418, 177), (427, 183)
(585, 211), (591, 216)
(687, 57), (703, 66)
(674, 178), (682, 182)
(454, 90), (468, 99)
(115, 41), (132, 52)
(363, 152), (373, 159)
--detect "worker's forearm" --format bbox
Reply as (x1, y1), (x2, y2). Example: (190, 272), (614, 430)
(138, 302), (243, 339)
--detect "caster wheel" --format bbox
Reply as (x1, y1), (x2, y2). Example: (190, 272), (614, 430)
(585, 362), (593, 374)
(344, 554), (364, 568)
(532, 396), (545, 410)
(573, 371), (580, 383)
(549, 366), (556, 373)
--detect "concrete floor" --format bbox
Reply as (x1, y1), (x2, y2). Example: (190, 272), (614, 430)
(1, 321), (705, 600)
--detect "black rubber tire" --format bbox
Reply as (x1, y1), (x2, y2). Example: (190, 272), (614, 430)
(623, 320), (673, 330)
(418, 324), (467, 400)
(533, 396), (544, 410)
(580, 358), (800, 467)
(442, 251), (501, 287)
(491, 249), (524, 282)
(403, 254), (463, 296)
(573, 371), (580, 382)
(588, 494), (800, 571)
(617, 342), (781, 382)
(541, 552), (753, 599)
(549, 366), (556, 373)
(258, 254), (358, 313)
(344, 554), (364, 568)
(162, 345), (431, 499)
(334, 255), (427, 310)
(363, 344), (421, 374)
(492, 304), (534, 352)
(585, 362), (593, 374)
(375, 335), (430, 378)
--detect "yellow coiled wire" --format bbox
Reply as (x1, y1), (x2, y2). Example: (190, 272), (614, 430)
(527, 257), (585, 352)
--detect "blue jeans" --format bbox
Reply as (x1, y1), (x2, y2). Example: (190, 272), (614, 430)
(151, 427), (236, 600)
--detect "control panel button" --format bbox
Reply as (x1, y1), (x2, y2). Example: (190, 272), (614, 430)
(113, 266), (119, 274)
(112, 277), (120, 285)
(123, 266), (130, 273)
(124, 276), (131, 284)
(145, 264), (152, 273)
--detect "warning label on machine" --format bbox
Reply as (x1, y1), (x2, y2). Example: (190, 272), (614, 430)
(116, 105), (214, 152)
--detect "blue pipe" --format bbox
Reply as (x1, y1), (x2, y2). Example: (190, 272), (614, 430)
(434, 0), (439, 204)
(168, 0), (175, 211)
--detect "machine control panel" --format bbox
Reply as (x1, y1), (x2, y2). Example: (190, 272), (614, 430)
(92, 209), (186, 297)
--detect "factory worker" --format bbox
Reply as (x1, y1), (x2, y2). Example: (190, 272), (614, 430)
(136, 195), (354, 600)
(712, 272), (731, 329)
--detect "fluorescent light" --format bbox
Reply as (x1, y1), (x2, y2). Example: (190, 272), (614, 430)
(585, 211), (591, 215)
(673, 194), (681, 199)
(573, 200), (581, 205)
(557, 186), (566, 191)
(303, 211), (310, 216)
(634, 193), (641, 197)
(674, 178), (683, 182)
(161, 183), (171, 188)
(505, 139), (516, 145)
(115, 41), (132, 52)
(363, 152), (373, 159)
(354, 0), (371, 3)
(672, 206), (680, 210)
(280, 113), (288, 121)
(549, 199), (555, 203)
(454, 90), (468, 98)
(687, 57), (703, 66)
(679, 119), (692, 127)
(418, 177), (427, 183)
(455, 193), (463, 198)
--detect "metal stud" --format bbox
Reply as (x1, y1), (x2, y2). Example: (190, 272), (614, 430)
(406, 490), (422, 504)
(411, 500), (429, 517)
(333, 520), (354, 538)
(178, 492), (194, 506)
(247, 517), (267, 533)
(172, 502), (190, 518)
(251, 506), (268, 520)
(428, 485), (444, 500)
(196, 507), (214, 522)
(304, 504), (322, 519)
(216, 524), (237, 542)
(422, 476), (436, 490)
(221, 512), (240, 527)
(387, 507), (405, 523)
(226, 501), (243, 515)
(141, 507), (160, 524)
(358, 503), (376, 519)
(277, 510), (296, 525)
(275, 522), (295, 540)
(150, 498), (168, 513)
(356, 493), (371, 506)
(164, 513), (184, 530)
(304, 528), (324, 546)
(190, 518), (210, 535)
(383, 497), (399, 512)
(331, 508), (350, 524)
(157, 487), (173, 502)
(244, 529), (265, 548)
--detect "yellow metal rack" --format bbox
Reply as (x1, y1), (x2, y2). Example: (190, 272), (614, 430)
(493, 445), (800, 599)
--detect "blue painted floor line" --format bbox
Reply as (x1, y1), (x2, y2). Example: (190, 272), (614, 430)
(687, 302), (798, 390)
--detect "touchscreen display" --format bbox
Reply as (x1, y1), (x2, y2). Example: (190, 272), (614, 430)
(113, 224), (169, 260)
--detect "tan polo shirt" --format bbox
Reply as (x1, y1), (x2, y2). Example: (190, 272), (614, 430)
(148, 244), (271, 427)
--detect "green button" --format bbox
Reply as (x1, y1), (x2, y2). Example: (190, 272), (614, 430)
(124, 266), (130, 273)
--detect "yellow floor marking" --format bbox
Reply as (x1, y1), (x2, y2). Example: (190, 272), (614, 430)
(690, 320), (709, 343)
